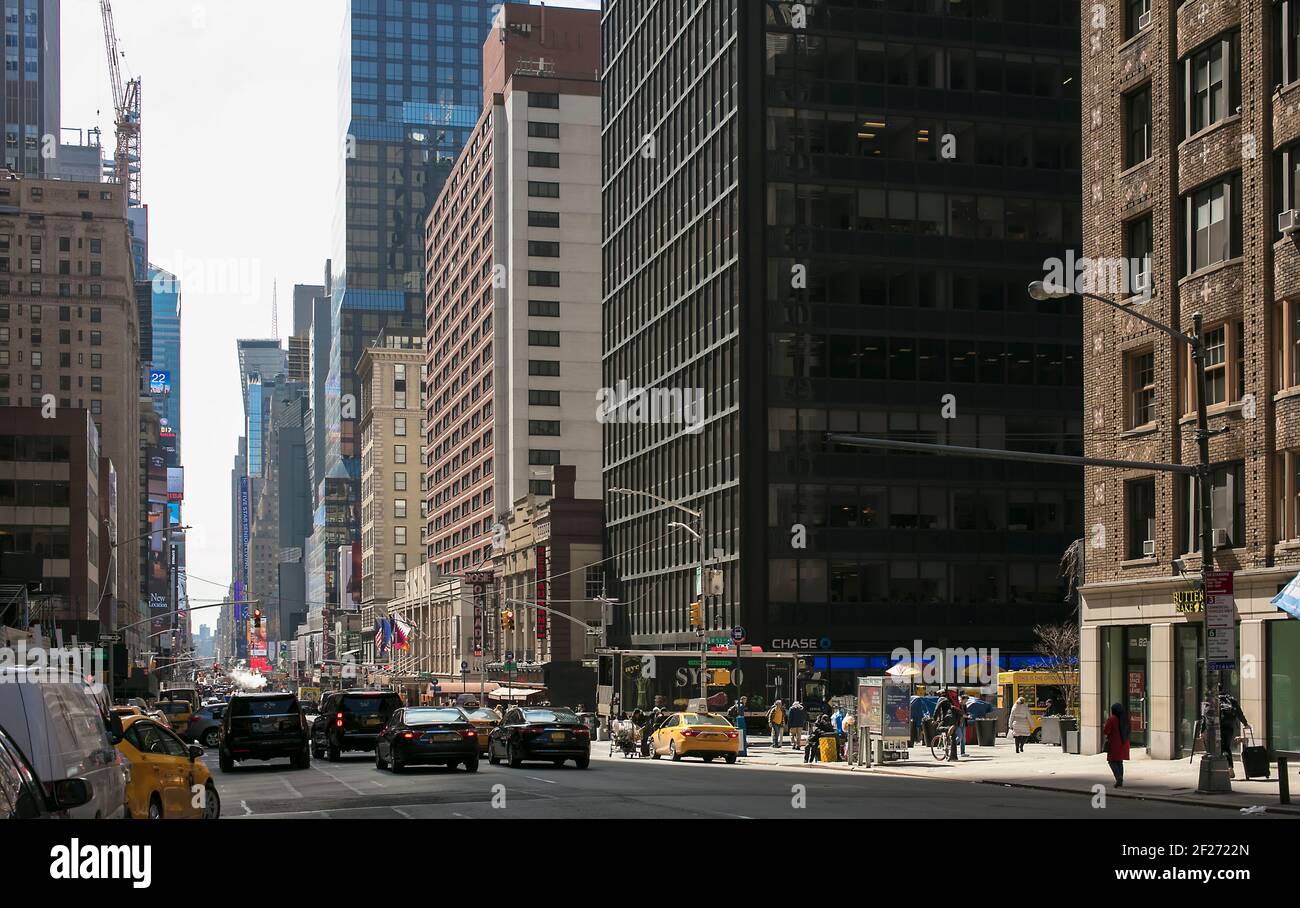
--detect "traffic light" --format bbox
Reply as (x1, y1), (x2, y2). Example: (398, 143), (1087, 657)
(252, 609), (262, 629)
(502, 609), (515, 631)
(689, 600), (702, 629)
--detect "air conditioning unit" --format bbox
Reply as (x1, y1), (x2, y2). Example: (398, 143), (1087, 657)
(1280, 209), (1300, 236)
(1142, 539), (1156, 557)
(1138, 10), (1152, 30)
(1212, 528), (1230, 549)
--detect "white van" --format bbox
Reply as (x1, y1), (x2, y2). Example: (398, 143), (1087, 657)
(0, 668), (127, 819)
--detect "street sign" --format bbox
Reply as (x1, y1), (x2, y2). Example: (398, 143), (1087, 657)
(506, 651), (514, 662)
(98, 635), (120, 644)
(460, 660), (469, 672)
(1205, 571), (1237, 671)
(731, 626), (745, 643)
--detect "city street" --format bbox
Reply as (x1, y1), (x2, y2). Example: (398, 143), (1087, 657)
(212, 751), (1277, 820)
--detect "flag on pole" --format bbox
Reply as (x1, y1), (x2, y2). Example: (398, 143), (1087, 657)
(1270, 572), (1300, 619)
(374, 619), (392, 657)
(393, 616), (412, 651)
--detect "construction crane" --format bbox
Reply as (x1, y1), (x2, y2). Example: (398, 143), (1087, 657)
(99, 0), (141, 206)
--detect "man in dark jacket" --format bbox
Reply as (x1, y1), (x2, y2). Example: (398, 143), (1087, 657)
(787, 700), (808, 750)
(805, 712), (835, 763)
(1210, 693), (1251, 779)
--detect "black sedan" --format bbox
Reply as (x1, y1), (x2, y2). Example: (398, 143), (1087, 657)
(375, 708), (480, 772)
(487, 707), (590, 769)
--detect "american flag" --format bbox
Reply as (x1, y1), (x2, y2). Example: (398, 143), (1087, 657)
(374, 619), (390, 657)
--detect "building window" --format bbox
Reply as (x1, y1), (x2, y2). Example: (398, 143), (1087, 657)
(1275, 0), (1300, 88)
(90, 331), (101, 346)
(1275, 142), (1300, 235)
(395, 553), (407, 571)
(1126, 348), (1156, 428)
(1125, 0), (1151, 38)
(1183, 321), (1246, 412)
(529, 479), (553, 495)
(528, 210), (560, 229)
(1183, 461), (1245, 553)
(1125, 215), (1153, 296)
(394, 579), (407, 599)
(528, 389), (560, 406)
(1274, 451), (1300, 542)
(394, 499), (407, 518)
(528, 420), (561, 436)
(1275, 299), (1300, 391)
(527, 121), (560, 139)
(527, 330), (560, 346)
(584, 565), (604, 600)
(394, 417), (406, 436)
(528, 271), (560, 287)
(528, 300), (560, 317)
(527, 151), (559, 169)
(528, 360), (560, 376)
(528, 92), (560, 109)
(1184, 174), (1242, 273)
(1123, 84), (1151, 167)
(527, 181), (560, 198)
(394, 444), (407, 464)
(394, 472), (407, 491)
(1184, 33), (1240, 138)
(395, 526), (407, 546)
(527, 241), (560, 257)
(1126, 478), (1157, 559)
(528, 449), (560, 465)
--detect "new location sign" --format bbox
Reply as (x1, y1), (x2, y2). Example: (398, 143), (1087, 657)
(1204, 571), (1237, 671)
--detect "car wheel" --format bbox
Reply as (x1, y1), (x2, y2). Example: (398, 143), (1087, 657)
(725, 753), (737, 764)
(218, 750), (233, 773)
(507, 743), (522, 768)
(202, 782), (220, 820)
(464, 756), (479, 773)
(488, 745), (500, 765)
(312, 736), (324, 759)
(203, 729), (220, 748)
(391, 751), (404, 773)
(575, 755), (590, 769)
(148, 795), (163, 820)
(704, 755), (715, 763)
(375, 747), (388, 770)
(670, 741), (681, 762)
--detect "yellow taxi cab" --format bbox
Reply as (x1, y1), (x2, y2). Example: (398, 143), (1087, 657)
(650, 712), (740, 763)
(464, 707), (501, 754)
(115, 715), (220, 819)
(155, 699), (194, 731)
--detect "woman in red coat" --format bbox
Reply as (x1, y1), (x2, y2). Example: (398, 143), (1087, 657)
(1103, 702), (1132, 787)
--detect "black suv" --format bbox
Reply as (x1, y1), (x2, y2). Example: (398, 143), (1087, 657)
(312, 690), (402, 761)
(218, 692), (311, 771)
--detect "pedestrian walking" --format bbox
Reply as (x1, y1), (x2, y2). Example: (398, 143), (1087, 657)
(1008, 695), (1033, 753)
(728, 696), (749, 756)
(766, 699), (786, 748)
(1205, 692), (1252, 779)
(1102, 702), (1131, 787)
(788, 700), (807, 750)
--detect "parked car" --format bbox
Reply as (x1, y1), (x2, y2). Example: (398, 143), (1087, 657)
(219, 692), (311, 771)
(375, 707), (479, 772)
(0, 668), (127, 818)
(312, 690), (402, 761)
(650, 712), (740, 763)
(487, 707), (591, 769)
(116, 715), (219, 819)
(184, 703), (227, 748)
(0, 723), (95, 819)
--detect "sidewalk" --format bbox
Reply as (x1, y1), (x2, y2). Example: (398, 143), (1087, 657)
(737, 735), (1300, 815)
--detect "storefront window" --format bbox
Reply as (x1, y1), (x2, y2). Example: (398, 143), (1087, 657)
(1175, 624), (1242, 757)
(1102, 626), (1149, 748)
(1268, 620), (1300, 754)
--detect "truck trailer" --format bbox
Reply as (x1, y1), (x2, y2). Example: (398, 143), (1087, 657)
(596, 649), (797, 725)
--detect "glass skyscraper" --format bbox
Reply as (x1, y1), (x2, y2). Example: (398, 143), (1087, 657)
(149, 267), (181, 458)
(1, 0), (59, 177)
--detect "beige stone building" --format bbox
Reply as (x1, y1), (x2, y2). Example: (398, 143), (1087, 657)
(1079, 0), (1300, 759)
(0, 173), (141, 646)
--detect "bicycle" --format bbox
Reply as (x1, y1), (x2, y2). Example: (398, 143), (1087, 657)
(930, 724), (956, 761)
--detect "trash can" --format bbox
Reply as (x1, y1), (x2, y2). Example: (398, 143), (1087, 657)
(975, 717), (997, 746)
(1058, 716), (1078, 750)
(819, 735), (840, 763)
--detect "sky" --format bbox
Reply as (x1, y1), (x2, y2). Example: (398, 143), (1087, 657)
(61, 0), (599, 632)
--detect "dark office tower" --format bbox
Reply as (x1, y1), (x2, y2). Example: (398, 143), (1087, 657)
(602, 0), (1084, 683)
(326, 0), (519, 490)
(1, 0), (59, 177)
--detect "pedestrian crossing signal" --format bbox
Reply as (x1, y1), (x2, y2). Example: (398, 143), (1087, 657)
(689, 600), (702, 629)
(502, 609), (515, 631)
(252, 609), (262, 629)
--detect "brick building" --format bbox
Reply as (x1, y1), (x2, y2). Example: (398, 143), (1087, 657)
(1079, 0), (1300, 759)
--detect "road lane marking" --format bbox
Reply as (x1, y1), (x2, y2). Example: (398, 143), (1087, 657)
(310, 764), (370, 796)
(278, 777), (304, 798)
(393, 807), (413, 818)
(240, 799), (252, 816)
(526, 776), (556, 784)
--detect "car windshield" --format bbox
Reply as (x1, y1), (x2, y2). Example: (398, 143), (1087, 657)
(523, 710), (579, 724)
(467, 709), (500, 721)
(157, 702), (189, 714)
(683, 714), (732, 726)
(342, 695), (400, 715)
(403, 709), (464, 725)
(230, 696), (298, 717)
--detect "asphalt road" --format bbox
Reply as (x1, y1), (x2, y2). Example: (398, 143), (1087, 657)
(209, 747), (1273, 820)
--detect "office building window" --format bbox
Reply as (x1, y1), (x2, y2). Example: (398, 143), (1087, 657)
(528, 271), (560, 287)
(1126, 215), (1153, 296)
(1275, 299), (1300, 391)
(1184, 174), (1242, 273)
(395, 553), (407, 572)
(1274, 450), (1300, 542)
(527, 181), (560, 198)
(528, 420), (561, 436)
(528, 300), (560, 317)
(394, 417), (406, 436)
(529, 449), (560, 465)
(529, 479), (553, 495)
(1127, 478), (1157, 559)
(1183, 462), (1245, 552)
(528, 389), (560, 406)
(585, 565), (604, 600)
(394, 500), (407, 519)
(528, 360), (560, 376)
(527, 151), (559, 168)
(395, 526), (407, 546)
(1124, 84), (1151, 167)
(527, 121), (560, 138)
(1184, 33), (1240, 137)
(528, 211), (560, 228)
(528, 330), (560, 346)
(528, 92), (560, 109)
(1126, 0), (1151, 38)
(1184, 321), (1245, 411)
(527, 241), (560, 257)
(1278, 0), (1300, 87)
(395, 472), (407, 491)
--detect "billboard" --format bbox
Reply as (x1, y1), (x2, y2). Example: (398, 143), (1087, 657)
(166, 467), (184, 502)
(237, 476), (250, 660)
(149, 370), (171, 395)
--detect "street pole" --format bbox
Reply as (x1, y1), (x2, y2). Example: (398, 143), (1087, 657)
(1191, 312), (1230, 793)
(699, 510), (707, 707)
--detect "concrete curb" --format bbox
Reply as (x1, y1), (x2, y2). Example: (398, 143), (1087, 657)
(736, 754), (1300, 816)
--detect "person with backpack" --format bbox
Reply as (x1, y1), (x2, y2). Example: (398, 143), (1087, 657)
(1208, 692), (1251, 779)
(1103, 702), (1131, 787)
(766, 699), (786, 747)
(788, 700), (808, 750)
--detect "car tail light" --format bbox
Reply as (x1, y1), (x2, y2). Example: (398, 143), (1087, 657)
(335, 711), (344, 728)
(401, 731), (416, 739)
(574, 727), (589, 737)
(522, 726), (546, 736)
(727, 732), (739, 739)
(462, 729), (477, 738)
(682, 730), (700, 737)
